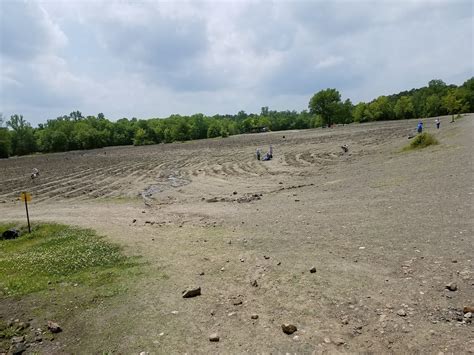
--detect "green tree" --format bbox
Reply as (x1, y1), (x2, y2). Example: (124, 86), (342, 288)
(365, 96), (394, 121)
(442, 90), (462, 122)
(308, 88), (341, 127)
(394, 96), (415, 119)
(353, 102), (368, 123)
(423, 94), (442, 117)
(207, 122), (221, 138)
(0, 113), (11, 158)
(7, 114), (36, 155)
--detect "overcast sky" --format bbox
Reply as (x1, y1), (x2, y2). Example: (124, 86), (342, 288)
(0, 0), (473, 126)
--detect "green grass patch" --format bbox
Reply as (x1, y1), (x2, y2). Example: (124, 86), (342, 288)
(403, 132), (439, 151)
(0, 223), (140, 297)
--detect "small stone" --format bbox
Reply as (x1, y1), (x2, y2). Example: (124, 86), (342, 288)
(445, 282), (457, 291)
(182, 287), (201, 298)
(47, 321), (62, 333)
(464, 312), (472, 318)
(277, 261), (281, 266)
(310, 266), (317, 273)
(293, 335), (300, 341)
(240, 258), (245, 262)
(251, 280), (258, 287)
(227, 240), (232, 244)
(323, 337), (331, 344)
(9, 343), (26, 355)
(264, 255), (270, 260)
(333, 337), (345, 346)
(199, 272), (205, 276)
(251, 314), (259, 319)
(171, 310), (179, 314)
(233, 299), (243, 306)
(209, 333), (219, 342)
(463, 306), (474, 313)
(397, 309), (407, 317)
(281, 323), (297, 334)
(220, 267), (225, 271)
(11, 336), (25, 344)
(132, 219), (137, 223)
(140, 352), (149, 355)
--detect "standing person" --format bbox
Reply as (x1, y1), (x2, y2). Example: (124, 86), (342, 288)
(417, 121), (423, 134)
(256, 148), (261, 160)
(435, 118), (440, 129)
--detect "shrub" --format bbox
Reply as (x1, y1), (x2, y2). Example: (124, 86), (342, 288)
(405, 132), (439, 150)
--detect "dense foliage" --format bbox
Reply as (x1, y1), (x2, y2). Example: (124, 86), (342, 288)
(0, 77), (472, 157)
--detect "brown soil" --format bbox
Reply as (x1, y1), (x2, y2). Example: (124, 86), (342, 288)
(0, 115), (473, 353)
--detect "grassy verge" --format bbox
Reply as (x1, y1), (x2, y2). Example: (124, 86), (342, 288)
(0, 222), (141, 297)
(403, 132), (439, 151)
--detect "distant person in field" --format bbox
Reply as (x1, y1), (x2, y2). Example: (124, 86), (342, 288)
(256, 148), (261, 160)
(417, 121), (423, 134)
(435, 118), (440, 129)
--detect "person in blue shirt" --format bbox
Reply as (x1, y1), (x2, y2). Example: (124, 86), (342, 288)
(417, 121), (423, 134)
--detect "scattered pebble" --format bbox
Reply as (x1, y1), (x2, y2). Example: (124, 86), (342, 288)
(464, 312), (472, 319)
(182, 287), (201, 298)
(209, 333), (220, 342)
(445, 283), (457, 291)
(251, 280), (258, 287)
(310, 266), (317, 273)
(251, 314), (259, 320)
(281, 323), (297, 334)
(47, 321), (62, 333)
(397, 309), (407, 317)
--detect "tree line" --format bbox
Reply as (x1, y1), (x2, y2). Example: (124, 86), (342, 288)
(0, 77), (472, 158)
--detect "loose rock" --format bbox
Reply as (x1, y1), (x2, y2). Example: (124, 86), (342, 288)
(182, 287), (201, 298)
(397, 309), (407, 317)
(47, 321), (62, 333)
(9, 343), (26, 355)
(463, 306), (474, 313)
(310, 266), (317, 273)
(281, 323), (297, 334)
(445, 282), (457, 291)
(1, 229), (20, 240)
(11, 336), (25, 344)
(251, 314), (259, 319)
(209, 333), (220, 342)
(251, 280), (258, 287)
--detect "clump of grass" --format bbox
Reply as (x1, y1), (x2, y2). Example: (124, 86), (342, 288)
(0, 223), (140, 296)
(404, 132), (439, 151)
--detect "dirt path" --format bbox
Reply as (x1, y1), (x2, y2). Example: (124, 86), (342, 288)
(1, 115), (473, 353)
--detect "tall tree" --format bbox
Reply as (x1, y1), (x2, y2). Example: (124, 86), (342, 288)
(442, 90), (462, 122)
(7, 114), (36, 155)
(308, 88), (342, 127)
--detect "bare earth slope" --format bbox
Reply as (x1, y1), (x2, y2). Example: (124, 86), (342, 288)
(0, 115), (473, 353)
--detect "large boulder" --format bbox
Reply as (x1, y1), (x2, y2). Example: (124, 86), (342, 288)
(1, 229), (20, 240)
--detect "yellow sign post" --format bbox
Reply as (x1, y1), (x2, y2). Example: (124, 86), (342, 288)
(20, 192), (32, 233)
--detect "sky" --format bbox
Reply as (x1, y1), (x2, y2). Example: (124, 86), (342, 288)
(0, 0), (473, 126)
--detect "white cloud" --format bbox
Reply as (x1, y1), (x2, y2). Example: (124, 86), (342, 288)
(0, 0), (472, 125)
